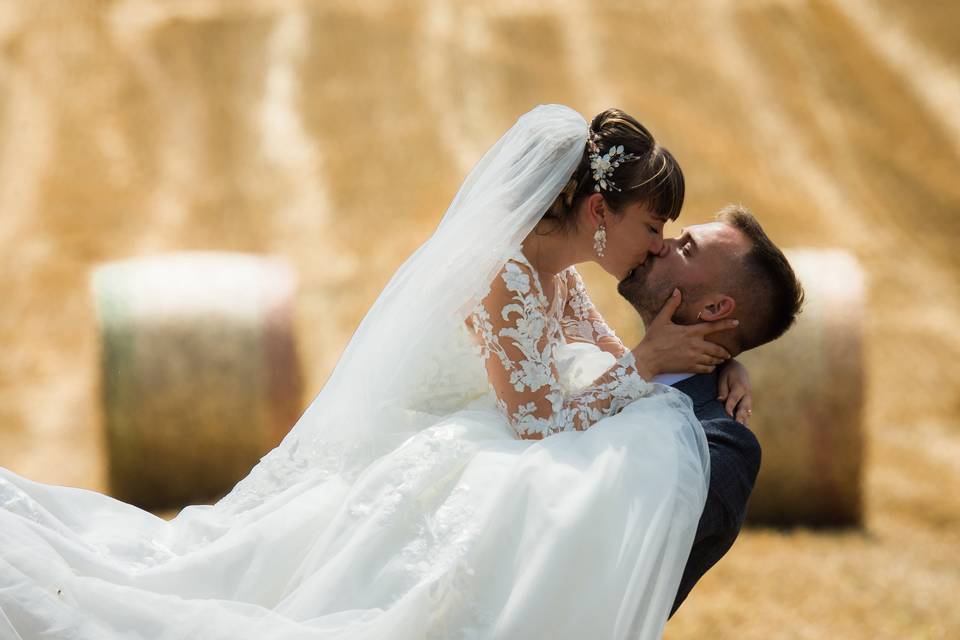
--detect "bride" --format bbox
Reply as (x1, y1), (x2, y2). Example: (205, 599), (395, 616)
(1, 105), (740, 639)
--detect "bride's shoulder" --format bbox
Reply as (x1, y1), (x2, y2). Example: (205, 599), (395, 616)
(471, 251), (539, 309)
(505, 248), (533, 269)
(495, 251), (537, 296)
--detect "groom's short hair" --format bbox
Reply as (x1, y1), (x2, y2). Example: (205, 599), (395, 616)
(719, 205), (805, 352)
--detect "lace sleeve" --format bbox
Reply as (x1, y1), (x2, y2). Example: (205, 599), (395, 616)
(468, 258), (651, 440)
(560, 267), (628, 358)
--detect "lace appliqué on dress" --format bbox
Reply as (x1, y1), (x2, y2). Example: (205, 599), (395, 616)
(560, 267), (625, 356)
(468, 253), (650, 438)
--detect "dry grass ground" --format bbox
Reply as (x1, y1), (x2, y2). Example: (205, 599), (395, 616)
(0, 1), (957, 637)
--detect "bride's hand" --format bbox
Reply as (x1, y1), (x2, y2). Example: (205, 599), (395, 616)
(631, 289), (738, 380)
(718, 358), (753, 425)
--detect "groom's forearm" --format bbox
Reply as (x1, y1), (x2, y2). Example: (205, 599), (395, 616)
(670, 514), (740, 617)
(701, 418), (762, 534)
(670, 416), (761, 617)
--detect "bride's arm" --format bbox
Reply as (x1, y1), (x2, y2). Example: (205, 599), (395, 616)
(717, 358), (753, 425)
(559, 267), (628, 357)
(468, 259), (650, 440)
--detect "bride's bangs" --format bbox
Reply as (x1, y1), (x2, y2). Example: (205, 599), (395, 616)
(630, 145), (685, 222)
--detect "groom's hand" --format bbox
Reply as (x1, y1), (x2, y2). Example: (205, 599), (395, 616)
(633, 289), (739, 378)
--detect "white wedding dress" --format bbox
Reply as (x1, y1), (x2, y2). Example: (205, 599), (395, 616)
(0, 105), (709, 640)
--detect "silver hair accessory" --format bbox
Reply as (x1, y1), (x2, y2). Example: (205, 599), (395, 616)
(593, 224), (607, 257)
(588, 134), (640, 193)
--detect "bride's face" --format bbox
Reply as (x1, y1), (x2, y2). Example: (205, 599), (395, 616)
(597, 199), (667, 281)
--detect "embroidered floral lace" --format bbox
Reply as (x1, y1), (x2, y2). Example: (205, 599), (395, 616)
(468, 252), (651, 438)
(560, 265), (627, 356)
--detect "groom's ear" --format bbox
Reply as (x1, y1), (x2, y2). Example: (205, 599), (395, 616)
(698, 295), (736, 321)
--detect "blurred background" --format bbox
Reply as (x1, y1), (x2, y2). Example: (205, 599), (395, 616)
(0, 0), (957, 637)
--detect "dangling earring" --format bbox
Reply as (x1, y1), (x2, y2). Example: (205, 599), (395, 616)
(593, 224), (607, 258)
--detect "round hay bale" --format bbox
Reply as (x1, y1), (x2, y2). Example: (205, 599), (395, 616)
(92, 252), (303, 510)
(738, 249), (865, 527)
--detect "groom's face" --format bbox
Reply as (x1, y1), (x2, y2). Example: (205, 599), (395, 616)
(617, 222), (749, 326)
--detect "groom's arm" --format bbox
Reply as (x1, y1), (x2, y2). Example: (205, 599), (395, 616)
(669, 413), (761, 618)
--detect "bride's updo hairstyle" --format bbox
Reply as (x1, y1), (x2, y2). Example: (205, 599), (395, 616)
(543, 108), (685, 232)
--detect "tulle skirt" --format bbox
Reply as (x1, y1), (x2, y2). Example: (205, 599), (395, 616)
(0, 384), (707, 640)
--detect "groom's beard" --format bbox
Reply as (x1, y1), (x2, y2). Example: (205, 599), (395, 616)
(616, 259), (662, 327)
(617, 257), (701, 329)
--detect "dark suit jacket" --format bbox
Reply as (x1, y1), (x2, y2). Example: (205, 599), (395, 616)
(668, 372), (762, 617)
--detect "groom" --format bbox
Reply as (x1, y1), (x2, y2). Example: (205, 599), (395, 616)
(617, 204), (805, 617)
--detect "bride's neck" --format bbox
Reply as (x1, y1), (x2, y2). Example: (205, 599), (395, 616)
(521, 223), (588, 280)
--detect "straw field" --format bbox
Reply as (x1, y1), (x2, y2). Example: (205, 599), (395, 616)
(0, 1), (957, 637)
